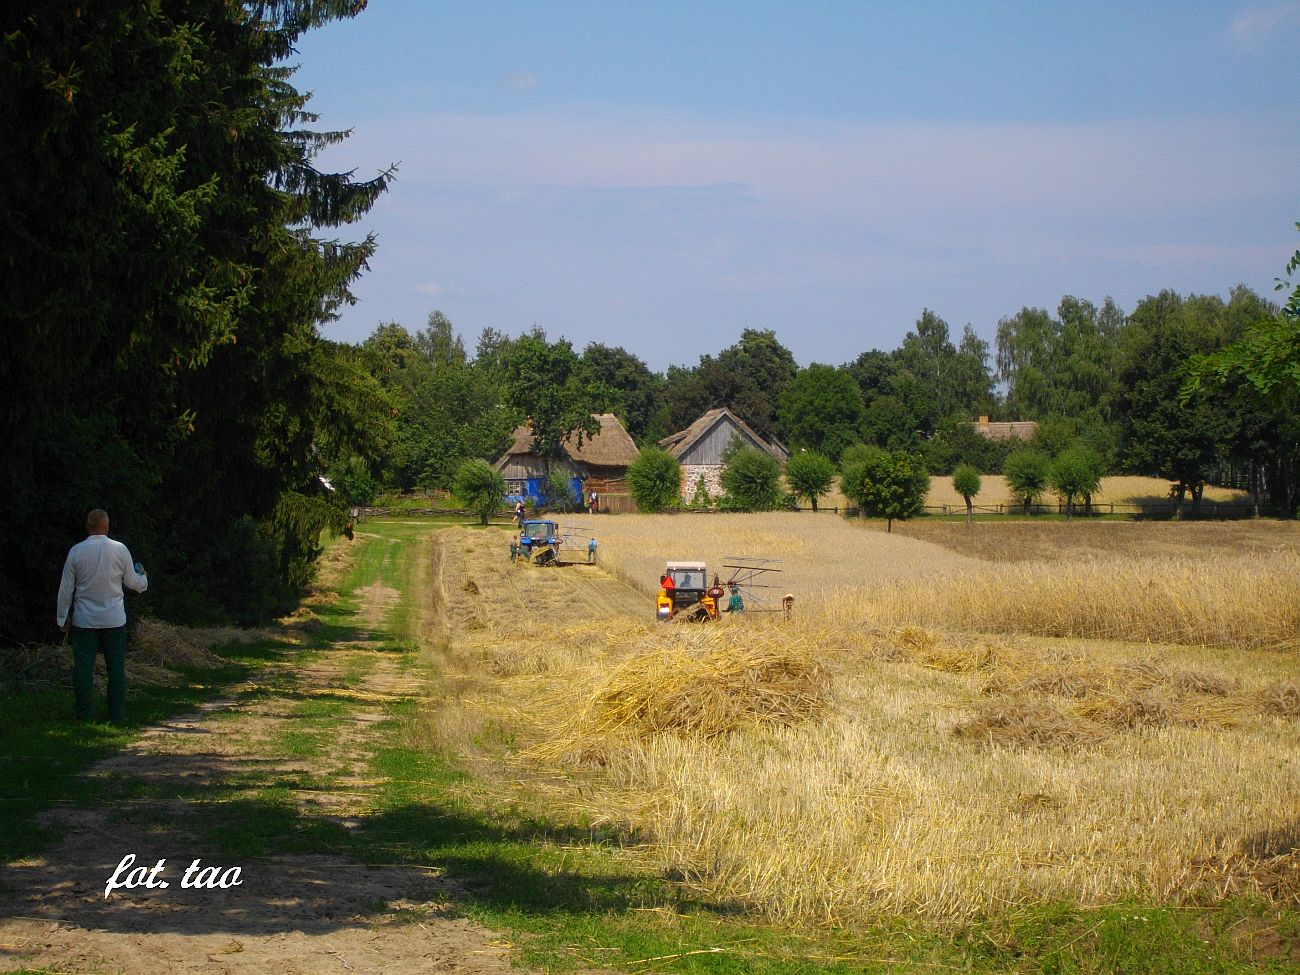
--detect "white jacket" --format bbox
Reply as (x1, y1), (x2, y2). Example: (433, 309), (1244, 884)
(56, 534), (148, 629)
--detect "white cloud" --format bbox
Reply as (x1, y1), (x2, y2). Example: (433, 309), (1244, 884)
(336, 110), (1291, 227)
(1230, 1), (1300, 44)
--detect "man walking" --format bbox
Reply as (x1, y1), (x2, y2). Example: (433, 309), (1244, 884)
(56, 509), (148, 722)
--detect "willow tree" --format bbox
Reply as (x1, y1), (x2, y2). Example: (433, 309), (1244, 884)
(0, 2), (393, 637)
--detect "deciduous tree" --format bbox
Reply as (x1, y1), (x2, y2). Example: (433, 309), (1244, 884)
(1003, 449), (1052, 514)
(842, 450), (929, 532)
(784, 451), (836, 511)
(952, 465), (981, 523)
(452, 460), (507, 526)
(779, 365), (865, 461)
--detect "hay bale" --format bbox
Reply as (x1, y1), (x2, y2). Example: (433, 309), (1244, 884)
(955, 701), (1106, 748)
(587, 643), (829, 738)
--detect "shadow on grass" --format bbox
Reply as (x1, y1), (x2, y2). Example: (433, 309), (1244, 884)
(0, 784), (718, 940)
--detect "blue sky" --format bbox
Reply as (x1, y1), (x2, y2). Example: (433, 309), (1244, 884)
(292, 1), (1300, 370)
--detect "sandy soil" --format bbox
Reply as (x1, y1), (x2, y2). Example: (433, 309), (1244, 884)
(0, 534), (539, 975)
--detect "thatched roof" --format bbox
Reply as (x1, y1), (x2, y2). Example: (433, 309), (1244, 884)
(972, 418), (1038, 441)
(658, 407), (789, 463)
(496, 413), (639, 469)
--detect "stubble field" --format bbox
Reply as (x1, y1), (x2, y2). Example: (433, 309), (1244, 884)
(420, 513), (1300, 926)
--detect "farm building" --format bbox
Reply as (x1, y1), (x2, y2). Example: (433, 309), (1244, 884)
(972, 416), (1038, 440)
(494, 413), (639, 505)
(658, 406), (789, 501)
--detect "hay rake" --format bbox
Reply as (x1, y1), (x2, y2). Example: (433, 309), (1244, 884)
(722, 556), (790, 615)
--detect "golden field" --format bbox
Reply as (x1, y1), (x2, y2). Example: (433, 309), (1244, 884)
(418, 515), (1300, 925)
(923, 474), (1248, 509)
(810, 473), (1249, 512)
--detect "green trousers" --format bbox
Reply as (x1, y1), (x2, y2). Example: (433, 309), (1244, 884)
(71, 625), (128, 722)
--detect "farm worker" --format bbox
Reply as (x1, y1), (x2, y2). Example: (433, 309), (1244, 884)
(588, 490), (599, 515)
(56, 508), (148, 722)
(510, 539), (519, 562)
(513, 499), (524, 524)
(587, 537), (598, 564)
(723, 584), (744, 613)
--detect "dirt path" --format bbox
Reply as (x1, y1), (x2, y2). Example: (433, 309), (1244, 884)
(0, 531), (533, 975)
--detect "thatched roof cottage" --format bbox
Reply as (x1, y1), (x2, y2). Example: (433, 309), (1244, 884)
(494, 412), (639, 503)
(972, 416), (1038, 441)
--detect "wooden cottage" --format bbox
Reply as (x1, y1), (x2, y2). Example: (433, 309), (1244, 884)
(494, 413), (639, 504)
(658, 407), (789, 501)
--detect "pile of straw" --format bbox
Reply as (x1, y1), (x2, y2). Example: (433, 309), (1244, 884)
(969, 653), (1247, 743)
(130, 618), (247, 669)
(1258, 680), (1300, 718)
(955, 700), (1106, 748)
(0, 642), (68, 692)
(585, 641), (829, 739)
(986, 658), (1237, 700)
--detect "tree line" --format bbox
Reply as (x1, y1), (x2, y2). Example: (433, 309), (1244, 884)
(341, 279), (1300, 522)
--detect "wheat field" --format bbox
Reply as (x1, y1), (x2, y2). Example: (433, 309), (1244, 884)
(805, 474), (1249, 511)
(420, 515), (1300, 925)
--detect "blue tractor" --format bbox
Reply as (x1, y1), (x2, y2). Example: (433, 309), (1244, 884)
(517, 520), (562, 565)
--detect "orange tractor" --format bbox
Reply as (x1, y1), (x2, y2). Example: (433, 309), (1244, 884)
(655, 557), (789, 622)
(655, 561), (720, 622)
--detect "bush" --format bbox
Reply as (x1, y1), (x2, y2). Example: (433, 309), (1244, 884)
(841, 449), (930, 531)
(688, 475), (713, 509)
(1003, 449), (1052, 514)
(785, 451), (836, 511)
(627, 448), (681, 513)
(452, 459), (506, 525)
(720, 447), (784, 511)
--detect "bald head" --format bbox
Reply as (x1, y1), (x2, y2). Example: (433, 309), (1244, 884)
(86, 509), (109, 535)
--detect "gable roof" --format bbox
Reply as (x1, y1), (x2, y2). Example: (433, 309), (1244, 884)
(658, 407), (789, 463)
(497, 413), (639, 469)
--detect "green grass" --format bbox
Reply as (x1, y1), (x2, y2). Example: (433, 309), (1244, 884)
(4, 517), (1295, 975)
(0, 655), (263, 861)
